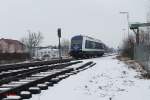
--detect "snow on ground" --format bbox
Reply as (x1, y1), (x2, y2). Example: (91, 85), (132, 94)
(29, 55), (150, 100)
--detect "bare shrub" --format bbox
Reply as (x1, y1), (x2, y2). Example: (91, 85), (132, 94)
(121, 35), (135, 59)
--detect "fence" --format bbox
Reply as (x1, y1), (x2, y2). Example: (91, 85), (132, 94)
(0, 53), (30, 64)
(134, 44), (150, 73)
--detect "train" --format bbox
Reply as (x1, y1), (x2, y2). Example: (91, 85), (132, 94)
(69, 35), (105, 58)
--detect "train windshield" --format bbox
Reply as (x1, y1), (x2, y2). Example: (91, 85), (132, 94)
(71, 36), (83, 50)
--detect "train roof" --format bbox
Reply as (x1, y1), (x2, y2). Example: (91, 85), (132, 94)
(72, 35), (103, 43)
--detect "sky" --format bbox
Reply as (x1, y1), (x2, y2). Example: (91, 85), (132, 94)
(0, 0), (148, 48)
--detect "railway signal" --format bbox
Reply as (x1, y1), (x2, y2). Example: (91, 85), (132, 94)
(58, 28), (61, 38)
(57, 28), (62, 61)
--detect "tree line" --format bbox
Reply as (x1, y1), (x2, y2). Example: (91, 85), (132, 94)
(21, 30), (70, 58)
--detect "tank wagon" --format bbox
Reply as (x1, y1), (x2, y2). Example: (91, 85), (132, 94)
(70, 35), (105, 58)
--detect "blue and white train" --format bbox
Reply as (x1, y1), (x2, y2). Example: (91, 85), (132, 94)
(70, 35), (105, 58)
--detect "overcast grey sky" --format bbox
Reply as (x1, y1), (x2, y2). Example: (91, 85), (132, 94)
(0, 0), (148, 48)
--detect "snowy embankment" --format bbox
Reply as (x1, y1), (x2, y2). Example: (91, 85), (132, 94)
(29, 55), (150, 100)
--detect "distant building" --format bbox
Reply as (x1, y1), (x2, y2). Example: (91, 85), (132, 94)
(34, 46), (59, 60)
(0, 38), (26, 53)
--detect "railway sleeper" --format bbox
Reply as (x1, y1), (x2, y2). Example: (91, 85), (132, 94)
(37, 84), (48, 90)
(2, 95), (22, 100)
(20, 91), (32, 99)
(29, 87), (41, 94)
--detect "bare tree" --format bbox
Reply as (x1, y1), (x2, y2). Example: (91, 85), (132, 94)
(139, 30), (150, 45)
(21, 30), (43, 58)
(121, 34), (135, 59)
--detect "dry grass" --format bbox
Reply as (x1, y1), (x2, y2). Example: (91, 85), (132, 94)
(116, 55), (150, 79)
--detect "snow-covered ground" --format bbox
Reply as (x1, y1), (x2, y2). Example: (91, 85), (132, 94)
(29, 55), (150, 100)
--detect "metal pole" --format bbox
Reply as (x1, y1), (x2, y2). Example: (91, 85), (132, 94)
(120, 12), (130, 38)
(122, 28), (126, 40)
(127, 13), (130, 38)
(57, 28), (62, 61)
(58, 36), (61, 60)
(136, 28), (139, 45)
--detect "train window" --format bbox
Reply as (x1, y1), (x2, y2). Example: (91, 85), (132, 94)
(85, 40), (94, 49)
(85, 40), (90, 49)
(85, 40), (103, 49)
(96, 43), (103, 49)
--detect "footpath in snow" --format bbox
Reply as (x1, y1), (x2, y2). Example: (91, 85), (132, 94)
(29, 55), (150, 100)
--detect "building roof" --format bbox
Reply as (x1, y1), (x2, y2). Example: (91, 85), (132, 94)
(0, 38), (24, 46)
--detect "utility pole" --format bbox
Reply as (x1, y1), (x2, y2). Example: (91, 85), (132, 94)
(57, 28), (62, 61)
(122, 28), (126, 40)
(120, 12), (130, 38)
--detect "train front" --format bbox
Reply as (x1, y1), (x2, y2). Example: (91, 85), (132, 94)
(69, 35), (83, 58)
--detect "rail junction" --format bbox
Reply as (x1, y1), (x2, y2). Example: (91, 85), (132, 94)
(0, 59), (96, 100)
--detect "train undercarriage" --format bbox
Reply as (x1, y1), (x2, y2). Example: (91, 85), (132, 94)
(70, 50), (104, 59)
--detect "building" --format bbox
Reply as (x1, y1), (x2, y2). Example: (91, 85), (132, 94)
(0, 38), (26, 53)
(34, 46), (59, 60)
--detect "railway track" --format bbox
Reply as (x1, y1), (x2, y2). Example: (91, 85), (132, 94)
(0, 59), (96, 100)
(0, 59), (73, 85)
(0, 59), (72, 72)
